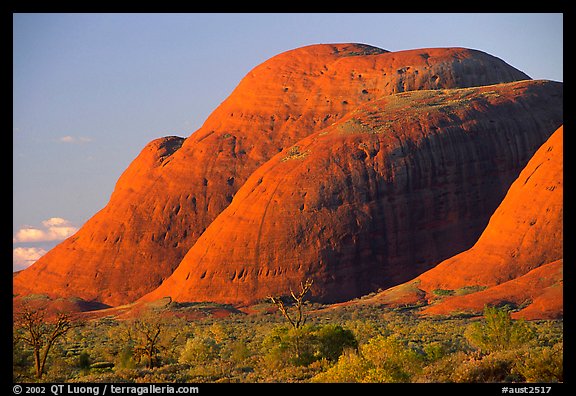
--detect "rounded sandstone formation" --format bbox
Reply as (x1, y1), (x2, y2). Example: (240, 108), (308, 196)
(141, 80), (563, 305)
(14, 44), (534, 306)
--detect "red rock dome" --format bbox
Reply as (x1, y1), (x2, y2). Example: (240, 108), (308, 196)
(141, 81), (562, 305)
(12, 43), (551, 306)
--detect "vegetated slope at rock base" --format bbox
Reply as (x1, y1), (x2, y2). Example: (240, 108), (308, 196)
(12, 294), (244, 323)
(13, 295), (111, 321)
(141, 81), (562, 306)
(421, 260), (563, 320)
(13, 44), (533, 307)
(366, 126), (563, 320)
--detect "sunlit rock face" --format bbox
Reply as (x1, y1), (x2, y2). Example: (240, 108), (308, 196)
(142, 81), (562, 305)
(13, 43), (558, 307)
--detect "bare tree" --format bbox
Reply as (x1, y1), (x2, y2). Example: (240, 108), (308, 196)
(14, 308), (74, 379)
(131, 317), (163, 369)
(268, 278), (314, 359)
(268, 278), (314, 330)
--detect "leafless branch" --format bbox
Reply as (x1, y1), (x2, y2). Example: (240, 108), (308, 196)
(268, 278), (313, 330)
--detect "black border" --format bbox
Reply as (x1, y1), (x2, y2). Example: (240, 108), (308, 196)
(8, 7), (572, 393)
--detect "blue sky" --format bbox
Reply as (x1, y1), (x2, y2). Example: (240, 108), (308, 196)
(12, 13), (563, 270)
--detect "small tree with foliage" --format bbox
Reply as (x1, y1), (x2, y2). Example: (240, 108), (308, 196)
(129, 316), (164, 369)
(179, 336), (220, 366)
(315, 324), (358, 362)
(465, 306), (534, 353)
(14, 308), (75, 379)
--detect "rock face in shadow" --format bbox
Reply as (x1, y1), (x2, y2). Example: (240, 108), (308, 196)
(370, 126), (563, 319)
(415, 126), (563, 319)
(418, 126), (563, 290)
(141, 81), (563, 305)
(14, 44), (535, 306)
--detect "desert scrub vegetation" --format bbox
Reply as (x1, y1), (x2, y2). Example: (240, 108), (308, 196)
(337, 117), (393, 135)
(281, 145), (310, 162)
(12, 304), (562, 383)
(331, 44), (387, 57)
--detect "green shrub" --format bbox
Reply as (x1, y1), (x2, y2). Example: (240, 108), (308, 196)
(312, 349), (369, 382)
(313, 335), (422, 383)
(261, 324), (358, 368)
(452, 350), (520, 382)
(361, 335), (423, 382)
(228, 340), (251, 365)
(179, 336), (220, 366)
(513, 342), (563, 382)
(116, 344), (137, 369)
(432, 289), (454, 297)
(464, 306), (534, 353)
(344, 319), (387, 345)
(419, 349), (528, 383)
(415, 351), (469, 382)
(454, 285), (488, 296)
(422, 342), (447, 363)
(78, 351), (91, 370)
(315, 324), (358, 362)
(454, 352), (514, 382)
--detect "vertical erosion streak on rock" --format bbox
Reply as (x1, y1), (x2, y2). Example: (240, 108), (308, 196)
(254, 179), (282, 270)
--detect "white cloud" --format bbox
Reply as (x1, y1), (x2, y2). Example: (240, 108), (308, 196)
(42, 217), (68, 227)
(13, 227), (46, 243)
(13, 217), (78, 243)
(60, 135), (75, 143)
(59, 135), (93, 144)
(13, 247), (48, 271)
